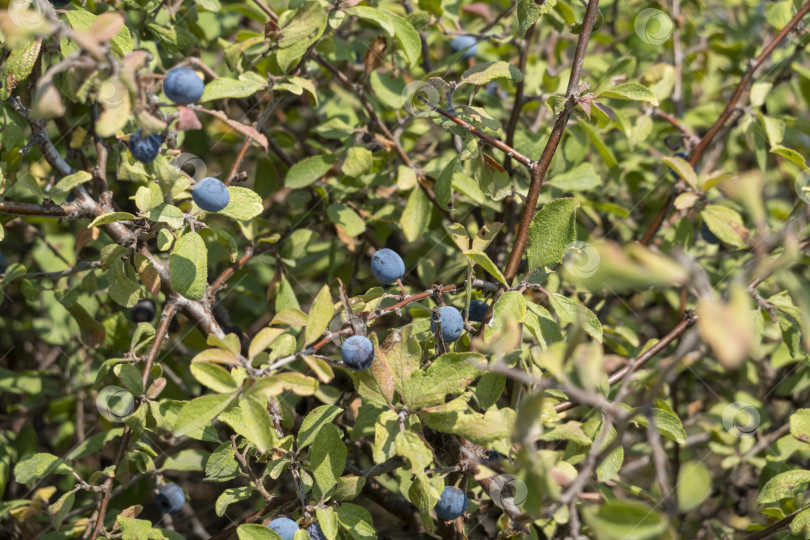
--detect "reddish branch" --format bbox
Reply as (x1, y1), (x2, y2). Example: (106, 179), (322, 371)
(554, 313), (698, 412)
(641, 1), (810, 245)
(501, 0), (602, 285)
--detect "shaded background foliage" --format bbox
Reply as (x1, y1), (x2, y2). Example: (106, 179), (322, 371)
(1, 0), (810, 539)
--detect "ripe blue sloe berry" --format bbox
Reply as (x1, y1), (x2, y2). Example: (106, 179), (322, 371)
(341, 335), (375, 370)
(154, 482), (185, 514)
(431, 306), (464, 342)
(129, 129), (163, 163)
(466, 299), (489, 322)
(192, 177), (230, 212)
(435, 486), (468, 521)
(132, 299), (156, 323)
(163, 67), (205, 105)
(306, 522), (325, 540)
(450, 35), (477, 60)
(370, 248), (405, 284)
(267, 517), (299, 540)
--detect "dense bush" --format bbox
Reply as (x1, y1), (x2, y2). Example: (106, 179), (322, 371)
(1, 0), (810, 539)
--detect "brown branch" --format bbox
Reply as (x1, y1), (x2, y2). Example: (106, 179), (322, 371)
(504, 24), (536, 172)
(0, 200), (80, 218)
(501, 0), (602, 286)
(742, 506), (810, 540)
(554, 312), (698, 413)
(654, 109), (699, 144)
(689, 0), (810, 166)
(89, 299), (179, 540)
(427, 102), (535, 169)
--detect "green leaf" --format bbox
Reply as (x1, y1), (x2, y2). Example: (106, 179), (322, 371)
(334, 475), (366, 501)
(401, 185), (431, 243)
(215, 486), (253, 517)
(634, 408), (686, 445)
(240, 396), (277, 453)
(109, 259), (142, 308)
(435, 157), (458, 211)
(484, 290), (527, 342)
(201, 78), (266, 102)
(53, 171), (92, 194)
(114, 363), (144, 395)
(700, 205), (748, 248)
(517, 0), (542, 35)
(190, 362), (239, 393)
(14, 453), (74, 485)
(387, 11), (421, 67)
(527, 198), (579, 271)
(395, 430), (433, 473)
(582, 500), (669, 540)
(599, 82), (659, 106)
(238, 524), (283, 540)
(316, 507), (340, 539)
(345, 6), (395, 36)
(219, 187), (264, 222)
(277, 1), (328, 48)
(87, 212), (136, 228)
(311, 424), (347, 496)
(305, 285), (334, 346)
(758, 469), (810, 505)
(549, 162), (601, 192)
(327, 203), (366, 237)
(48, 490), (74, 533)
(464, 249), (507, 285)
(791, 409), (810, 444)
(285, 155), (336, 189)
(676, 461), (711, 513)
(404, 353), (482, 409)
(335, 503), (376, 540)
(342, 147), (373, 177)
(770, 144), (809, 168)
(548, 293), (602, 342)
(0, 39), (42, 100)
(298, 405), (343, 450)
(174, 394), (235, 437)
(662, 156), (698, 190)
(148, 204), (185, 230)
(161, 448), (208, 472)
(65, 8), (133, 56)
(117, 516), (153, 540)
(170, 231), (208, 300)
(462, 61), (525, 85)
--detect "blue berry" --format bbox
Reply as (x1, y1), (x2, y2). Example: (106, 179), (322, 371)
(267, 517), (299, 540)
(450, 35), (477, 60)
(132, 299), (156, 323)
(341, 335), (375, 370)
(466, 300), (489, 322)
(435, 486), (468, 521)
(163, 67), (205, 105)
(431, 306), (464, 342)
(129, 129), (162, 163)
(370, 248), (405, 284)
(306, 522), (325, 540)
(192, 177), (230, 212)
(700, 222), (721, 245)
(0, 253), (6, 275)
(155, 482), (185, 514)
